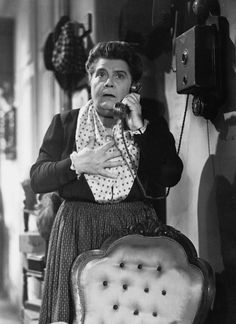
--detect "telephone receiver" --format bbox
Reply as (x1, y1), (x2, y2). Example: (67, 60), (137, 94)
(113, 82), (142, 120)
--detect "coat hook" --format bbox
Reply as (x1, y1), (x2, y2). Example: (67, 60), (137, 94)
(79, 13), (92, 39)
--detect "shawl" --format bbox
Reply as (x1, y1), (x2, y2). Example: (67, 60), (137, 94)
(71, 100), (140, 203)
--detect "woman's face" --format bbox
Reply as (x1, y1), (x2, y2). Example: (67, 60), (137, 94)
(90, 58), (132, 118)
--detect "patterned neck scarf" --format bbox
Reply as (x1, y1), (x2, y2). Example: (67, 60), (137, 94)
(74, 100), (140, 203)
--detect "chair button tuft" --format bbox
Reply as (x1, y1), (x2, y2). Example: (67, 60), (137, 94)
(157, 265), (162, 272)
(144, 287), (149, 293)
(113, 304), (119, 310)
(153, 311), (158, 317)
(162, 290), (166, 295)
(123, 284), (128, 290)
(137, 264), (143, 270)
(133, 309), (139, 315)
(120, 262), (125, 268)
(103, 280), (108, 287)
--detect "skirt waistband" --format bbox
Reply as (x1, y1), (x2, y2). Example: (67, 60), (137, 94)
(62, 199), (151, 211)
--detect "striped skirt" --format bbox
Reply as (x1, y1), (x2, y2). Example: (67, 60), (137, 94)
(39, 200), (157, 324)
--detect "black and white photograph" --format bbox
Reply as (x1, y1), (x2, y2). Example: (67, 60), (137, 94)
(0, 1), (236, 324)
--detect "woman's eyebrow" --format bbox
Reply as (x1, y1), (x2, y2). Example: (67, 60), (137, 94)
(94, 67), (106, 75)
(114, 70), (128, 75)
(96, 67), (106, 72)
(94, 68), (128, 76)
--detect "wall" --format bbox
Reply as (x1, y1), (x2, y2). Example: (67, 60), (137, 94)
(166, 1), (236, 321)
(170, 0), (235, 265)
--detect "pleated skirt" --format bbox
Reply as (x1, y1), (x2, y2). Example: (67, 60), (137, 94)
(38, 200), (157, 324)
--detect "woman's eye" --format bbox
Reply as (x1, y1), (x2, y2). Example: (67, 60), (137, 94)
(115, 72), (125, 80)
(96, 70), (106, 78)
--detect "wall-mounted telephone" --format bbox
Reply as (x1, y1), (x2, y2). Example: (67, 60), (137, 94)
(175, 13), (225, 120)
(176, 24), (217, 94)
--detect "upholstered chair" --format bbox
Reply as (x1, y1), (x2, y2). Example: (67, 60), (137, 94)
(70, 218), (215, 324)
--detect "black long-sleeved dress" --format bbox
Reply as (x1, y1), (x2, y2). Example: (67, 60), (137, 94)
(30, 108), (183, 199)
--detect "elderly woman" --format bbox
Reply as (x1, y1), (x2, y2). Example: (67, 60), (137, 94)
(30, 41), (183, 324)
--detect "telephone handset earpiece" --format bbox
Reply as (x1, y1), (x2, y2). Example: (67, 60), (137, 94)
(113, 102), (130, 120)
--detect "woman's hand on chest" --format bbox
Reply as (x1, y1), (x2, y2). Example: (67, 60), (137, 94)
(70, 137), (123, 178)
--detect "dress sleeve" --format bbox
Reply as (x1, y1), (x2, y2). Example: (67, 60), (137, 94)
(30, 114), (77, 193)
(134, 115), (183, 188)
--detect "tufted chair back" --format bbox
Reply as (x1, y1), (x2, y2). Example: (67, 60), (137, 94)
(71, 220), (215, 324)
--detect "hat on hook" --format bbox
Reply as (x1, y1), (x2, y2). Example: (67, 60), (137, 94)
(43, 15), (70, 71)
(43, 15), (87, 91)
(54, 15), (70, 42)
(52, 21), (87, 75)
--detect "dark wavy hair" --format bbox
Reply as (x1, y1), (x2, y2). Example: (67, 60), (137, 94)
(86, 41), (143, 83)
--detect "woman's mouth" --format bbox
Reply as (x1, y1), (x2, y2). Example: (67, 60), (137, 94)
(102, 93), (116, 98)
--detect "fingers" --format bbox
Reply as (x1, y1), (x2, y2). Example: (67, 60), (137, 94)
(103, 160), (124, 168)
(81, 138), (125, 179)
(122, 93), (140, 109)
(86, 138), (116, 153)
(121, 93), (143, 131)
(99, 140), (115, 152)
(99, 170), (118, 179)
(99, 141), (121, 161)
(104, 150), (121, 162)
(123, 92), (140, 102)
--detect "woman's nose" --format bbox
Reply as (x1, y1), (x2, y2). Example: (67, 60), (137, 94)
(104, 76), (114, 87)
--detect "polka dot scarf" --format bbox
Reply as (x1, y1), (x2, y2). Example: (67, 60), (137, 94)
(74, 100), (140, 203)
